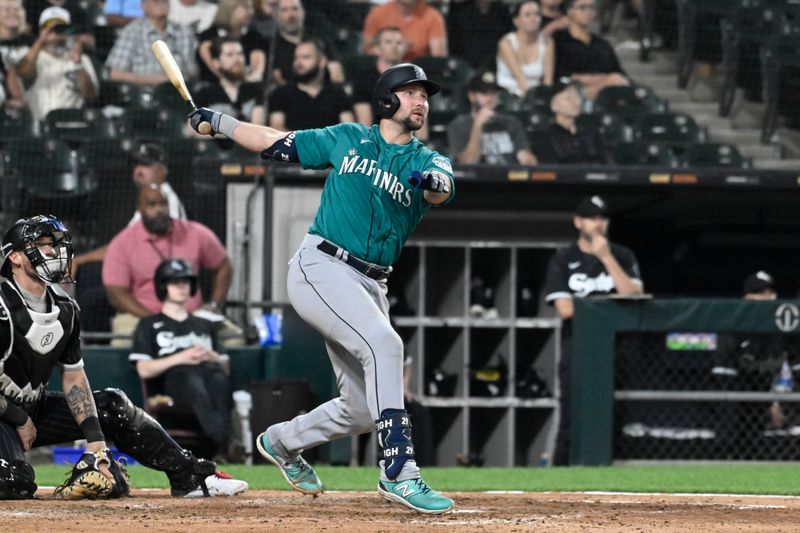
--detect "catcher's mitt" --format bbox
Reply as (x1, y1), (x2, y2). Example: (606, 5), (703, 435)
(54, 448), (130, 500)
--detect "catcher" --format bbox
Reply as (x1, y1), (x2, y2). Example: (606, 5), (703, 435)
(0, 215), (248, 500)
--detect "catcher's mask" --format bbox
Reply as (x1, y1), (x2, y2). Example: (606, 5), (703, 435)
(1, 215), (74, 284)
(372, 63), (441, 120)
(154, 258), (198, 301)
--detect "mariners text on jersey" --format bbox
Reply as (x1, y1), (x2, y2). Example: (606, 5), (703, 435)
(339, 154), (413, 207)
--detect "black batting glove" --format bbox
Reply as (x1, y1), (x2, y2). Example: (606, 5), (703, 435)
(409, 170), (450, 193)
(188, 107), (220, 135)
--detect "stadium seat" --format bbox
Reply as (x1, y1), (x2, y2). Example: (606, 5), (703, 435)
(680, 142), (752, 168)
(593, 85), (667, 122)
(117, 108), (187, 141)
(634, 113), (706, 153)
(414, 56), (474, 97)
(522, 85), (559, 114)
(152, 81), (192, 109)
(576, 113), (634, 146)
(342, 54), (376, 83)
(612, 141), (678, 166)
(427, 109), (460, 152)
(43, 108), (117, 146)
(0, 107), (36, 145)
(760, 25), (800, 142)
(98, 80), (152, 109)
(675, 0), (739, 88)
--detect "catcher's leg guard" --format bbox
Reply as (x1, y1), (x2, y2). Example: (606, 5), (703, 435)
(95, 388), (215, 493)
(377, 409), (414, 481)
(0, 459), (36, 500)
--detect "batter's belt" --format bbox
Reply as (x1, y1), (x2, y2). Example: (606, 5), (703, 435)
(317, 240), (392, 281)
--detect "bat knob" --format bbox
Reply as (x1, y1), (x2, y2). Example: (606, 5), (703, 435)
(198, 122), (212, 135)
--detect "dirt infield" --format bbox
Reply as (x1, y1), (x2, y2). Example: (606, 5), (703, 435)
(1, 490), (799, 532)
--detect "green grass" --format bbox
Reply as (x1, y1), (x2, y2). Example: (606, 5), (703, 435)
(35, 464), (800, 495)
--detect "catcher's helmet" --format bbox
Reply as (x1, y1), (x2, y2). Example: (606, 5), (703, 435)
(154, 258), (198, 301)
(1, 214), (73, 283)
(372, 63), (441, 120)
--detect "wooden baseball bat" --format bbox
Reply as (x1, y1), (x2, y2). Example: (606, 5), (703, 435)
(150, 39), (211, 135)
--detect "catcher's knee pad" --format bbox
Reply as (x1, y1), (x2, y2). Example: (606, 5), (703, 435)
(0, 459), (36, 499)
(376, 409), (414, 480)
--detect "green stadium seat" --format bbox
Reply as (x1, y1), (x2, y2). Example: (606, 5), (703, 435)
(427, 109), (459, 154)
(414, 56), (474, 96)
(522, 85), (559, 113)
(634, 113), (706, 156)
(680, 142), (752, 168)
(98, 80), (152, 108)
(612, 141), (678, 166)
(593, 85), (667, 122)
(43, 108), (117, 146)
(0, 107), (36, 144)
(576, 113), (634, 145)
(152, 81), (191, 109)
(117, 107), (188, 141)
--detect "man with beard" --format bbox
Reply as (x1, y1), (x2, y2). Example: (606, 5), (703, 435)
(542, 195), (643, 465)
(267, 37), (353, 131)
(187, 62), (455, 514)
(270, 0), (342, 84)
(102, 184), (231, 343)
(23, 6), (97, 123)
(195, 37), (266, 125)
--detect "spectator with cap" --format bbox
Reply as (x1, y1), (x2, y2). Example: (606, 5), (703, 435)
(552, 0), (628, 99)
(102, 183), (231, 343)
(543, 195), (643, 464)
(496, 0), (554, 97)
(362, 0), (447, 61)
(105, 0), (198, 86)
(24, 0), (94, 49)
(22, 6), (98, 123)
(447, 70), (536, 166)
(72, 143), (188, 334)
(532, 82), (611, 164)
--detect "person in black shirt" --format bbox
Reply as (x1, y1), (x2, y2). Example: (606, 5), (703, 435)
(533, 82), (611, 164)
(543, 195), (643, 465)
(268, 37), (353, 130)
(352, 26), (405, 126)
(130, 259), (237, 462)
(196, 0), (268, 82)
(270, 0), (342, 85)
(195, 37), (266, 124)
(552, 0), (628, 99)
(446, 0), (512, 71)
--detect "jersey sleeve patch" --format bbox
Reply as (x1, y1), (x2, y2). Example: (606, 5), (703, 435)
(431, 155), (452, 174)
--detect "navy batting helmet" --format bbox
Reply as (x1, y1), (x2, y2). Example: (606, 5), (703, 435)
(154, 258), (198, 301)
(1, 214), (73, 283)
(372, 63), (441, 120)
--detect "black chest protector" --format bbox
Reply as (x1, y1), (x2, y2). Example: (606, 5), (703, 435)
(0, 281), (77, 406)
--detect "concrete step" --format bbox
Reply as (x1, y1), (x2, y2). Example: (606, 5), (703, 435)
(753, 158), (800, 170)
(669, 101), (720, 116)
(708, 128), (765, 146)
(739, 143), (780, 160)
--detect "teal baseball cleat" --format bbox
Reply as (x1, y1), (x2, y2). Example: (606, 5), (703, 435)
(256, 432), (323, 495)
(377, 478), (454, 514)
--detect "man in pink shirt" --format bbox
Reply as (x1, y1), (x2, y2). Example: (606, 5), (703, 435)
(362, 0), (447, 61)
(103, 184), (232, 341)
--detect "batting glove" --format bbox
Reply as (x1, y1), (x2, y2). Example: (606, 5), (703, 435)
(188, 107), (221, 135)
(409, 170), (450, 193)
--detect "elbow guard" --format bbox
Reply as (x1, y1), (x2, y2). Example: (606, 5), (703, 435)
(261, 132), (299, 162)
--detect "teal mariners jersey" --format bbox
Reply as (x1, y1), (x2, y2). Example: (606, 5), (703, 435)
(295, 123), (455, 266)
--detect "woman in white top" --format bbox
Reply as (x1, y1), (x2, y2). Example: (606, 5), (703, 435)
(496, 0), (554, 97)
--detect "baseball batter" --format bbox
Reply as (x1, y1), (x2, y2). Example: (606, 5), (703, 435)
(189, 63), (454, 514)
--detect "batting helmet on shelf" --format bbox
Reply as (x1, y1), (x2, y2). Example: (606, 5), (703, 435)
(1, 214), (74, 283)
(154, 258), (198, 301)
(372, 63), (441, 120)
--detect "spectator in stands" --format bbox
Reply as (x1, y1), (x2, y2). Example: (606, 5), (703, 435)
(131, 259), (236, 462)
(25, 0), (94, 50)
(540, 0), (568, 36)
(0, 50), (22, 106)
(270, 0), (343, 84)
(352, 26), (405, 125)
(104, 0), (143, 26)
(496, 0), (554, 97)
(195, 37), (266, 124)
(267, 37), (353, 130)
(448, 70), (536, 165)
(0, 0), (33, 73)
(544, 195), (643, 465)
(106, 0), (198, 86)
(103, 183), (231, 341)
(23, 7), (98, 123)
(249, 0), (277, 40)
(533, 82), (611, 164)
(168, 0), (217, 34)
(446, 0), (511, 71)
(196, 0), (267, 83)
(362, 0), (447, 61)
(72, 143), (187, 333)
(552, 0), (628, 99)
